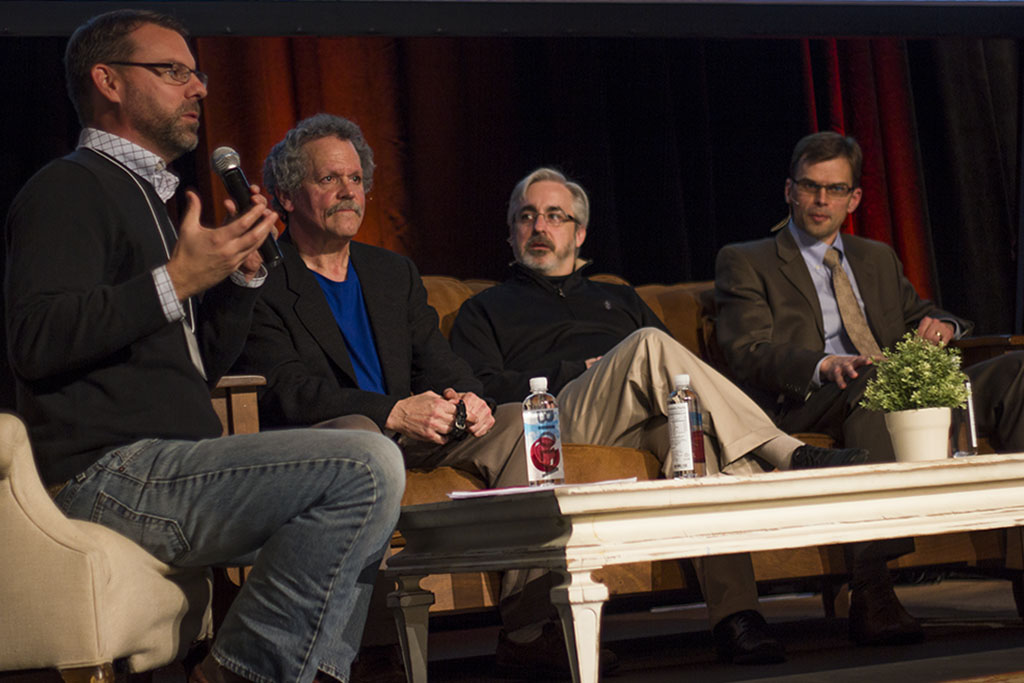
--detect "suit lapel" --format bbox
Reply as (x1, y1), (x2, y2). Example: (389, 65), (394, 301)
(349, 243), (403, 395)
(775, 228), (826, 342)
(281, 244), (359, 385)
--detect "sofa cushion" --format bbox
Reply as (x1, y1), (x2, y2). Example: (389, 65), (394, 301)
(423, 275), (481, 338)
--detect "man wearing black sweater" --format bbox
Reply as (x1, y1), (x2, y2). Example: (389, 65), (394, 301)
(449, 168), (877, 663)
(4, 11), (403, 683)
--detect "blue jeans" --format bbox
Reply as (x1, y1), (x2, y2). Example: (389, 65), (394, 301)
(54, 428), (405, 683)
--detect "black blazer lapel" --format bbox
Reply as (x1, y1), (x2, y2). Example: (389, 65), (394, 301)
(282, 247), (360, 386)
(349, 242), (406, 396)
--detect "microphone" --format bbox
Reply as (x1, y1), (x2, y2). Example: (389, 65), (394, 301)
(211, 146), (283, 268)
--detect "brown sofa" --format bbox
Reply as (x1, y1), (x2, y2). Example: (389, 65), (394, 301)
(393, 274), (1024, 619)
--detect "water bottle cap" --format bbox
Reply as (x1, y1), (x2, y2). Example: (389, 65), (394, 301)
(673, 374), (690, 388)
(529, 377), (548, 393)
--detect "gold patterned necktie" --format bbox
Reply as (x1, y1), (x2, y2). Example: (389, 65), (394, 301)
(823, 247), (882, 357)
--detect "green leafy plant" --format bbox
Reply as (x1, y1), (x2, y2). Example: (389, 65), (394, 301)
(861, 332), (969, 412)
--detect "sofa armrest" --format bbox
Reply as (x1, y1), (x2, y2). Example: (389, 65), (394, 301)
(950, 334), (1024, 368)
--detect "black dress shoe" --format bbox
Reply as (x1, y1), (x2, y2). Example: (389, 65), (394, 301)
(791, 444), (869, 469)
(849, 578), (925, 645)
(712, 610), (786, 665)
(496, 621), (619, 678)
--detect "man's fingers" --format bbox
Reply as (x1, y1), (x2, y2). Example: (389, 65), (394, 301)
(822, 354), (875, 388)
(916, 316), (950, 345)
(469, 418), (494, 437)
(181, 190), (202, 230)
(460, 393), (491, 420)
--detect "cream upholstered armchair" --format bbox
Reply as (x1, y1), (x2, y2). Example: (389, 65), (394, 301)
(0, 411), (213, 681)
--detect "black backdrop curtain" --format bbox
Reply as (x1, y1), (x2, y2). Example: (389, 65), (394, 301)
(909, 39), (1020, 334)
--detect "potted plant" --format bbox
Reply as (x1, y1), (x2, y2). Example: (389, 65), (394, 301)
(861, 332), (969, 462)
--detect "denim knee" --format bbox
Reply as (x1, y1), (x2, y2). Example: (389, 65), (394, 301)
(335, 430), (405, 516)
(368, 434), (405, 512)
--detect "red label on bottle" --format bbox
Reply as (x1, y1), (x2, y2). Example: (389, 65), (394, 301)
(691, 430), (706, 463)
(530, 432), (562, 473)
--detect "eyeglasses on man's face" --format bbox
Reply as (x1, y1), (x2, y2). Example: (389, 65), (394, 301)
(791, 178), (855, 199)
(515, 209), (578, 227)
(108, 61), (209, 87)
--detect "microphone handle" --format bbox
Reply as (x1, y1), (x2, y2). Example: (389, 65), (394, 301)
(220, 167), (283, 268)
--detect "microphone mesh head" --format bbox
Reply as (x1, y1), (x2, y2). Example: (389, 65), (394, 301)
(211, 146), (241, 174)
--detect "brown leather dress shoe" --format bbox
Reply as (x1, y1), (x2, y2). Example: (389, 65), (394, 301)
(496, 621), (619, 678)
(849, 578), (925, 645)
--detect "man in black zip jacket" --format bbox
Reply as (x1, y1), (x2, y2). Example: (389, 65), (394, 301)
(449, 167), (891, 663)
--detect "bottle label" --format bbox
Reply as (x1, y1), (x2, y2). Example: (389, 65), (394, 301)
(524, 409), (563, 483)
(668, 403), (694, 475)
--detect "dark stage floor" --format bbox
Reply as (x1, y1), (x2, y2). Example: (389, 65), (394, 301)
(424, 577), (1024, 683)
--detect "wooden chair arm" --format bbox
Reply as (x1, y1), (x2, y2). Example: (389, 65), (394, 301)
(211, 375), (266, 436)
(214, 374), (267, 390)
(950, 334), (1024, 368)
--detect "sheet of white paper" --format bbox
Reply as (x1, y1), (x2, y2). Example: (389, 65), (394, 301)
(447, 477), (638, 499)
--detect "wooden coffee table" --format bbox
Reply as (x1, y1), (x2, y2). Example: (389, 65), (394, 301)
(386, 455), (1024, 683)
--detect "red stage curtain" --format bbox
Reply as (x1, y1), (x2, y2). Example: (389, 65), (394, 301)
(191, 35), (940, 300)
(194, 37), (414, 256)
(801, 38), (936, 300)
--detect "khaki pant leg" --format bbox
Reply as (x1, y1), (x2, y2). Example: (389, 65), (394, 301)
(557, 328), (787, 471)
(399, 403), (526, 487)
(555, 328), (764, 626)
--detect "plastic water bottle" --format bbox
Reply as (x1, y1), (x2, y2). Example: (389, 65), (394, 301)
(523, 377), (565, 486)
(953, 378), (978, 457)
(668, 374), (706, 478)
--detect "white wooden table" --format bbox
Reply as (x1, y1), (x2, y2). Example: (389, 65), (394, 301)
(385, 454), (1024, 683)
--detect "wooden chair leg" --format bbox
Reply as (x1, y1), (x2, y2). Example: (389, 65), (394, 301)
(820, 578), (850, 618)
(58, 664), (115, 682)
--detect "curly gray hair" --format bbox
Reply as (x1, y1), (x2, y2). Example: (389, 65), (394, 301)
(262, 113), (375, 219)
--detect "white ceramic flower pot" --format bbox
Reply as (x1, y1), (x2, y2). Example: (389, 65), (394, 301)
(884, 407), (952, 463)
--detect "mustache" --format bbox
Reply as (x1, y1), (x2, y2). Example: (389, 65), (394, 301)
(326, 200), (363, 217)
(526, 236), (554, 250)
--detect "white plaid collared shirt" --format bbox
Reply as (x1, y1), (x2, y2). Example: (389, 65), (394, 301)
(79, 128), (184, 323)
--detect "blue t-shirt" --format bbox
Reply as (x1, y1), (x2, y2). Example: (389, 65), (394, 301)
(313, 267), (387, 394)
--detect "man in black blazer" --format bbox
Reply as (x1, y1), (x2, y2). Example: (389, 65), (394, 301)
(715, 131), (1024, 646)
(237, 114), (525, 488)
(234, 114), (599, 677)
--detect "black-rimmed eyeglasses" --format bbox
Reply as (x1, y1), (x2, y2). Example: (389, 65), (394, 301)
(108, 61), (208, 87)
(515, 210), (578, 227)
(791, 178), (855, 199)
